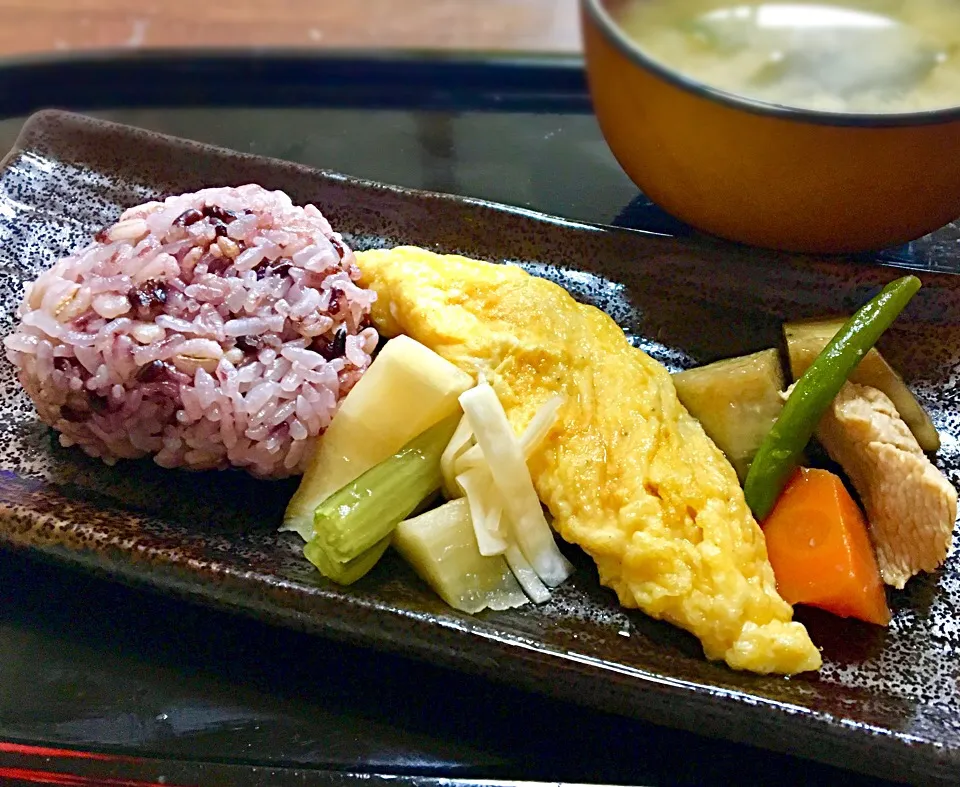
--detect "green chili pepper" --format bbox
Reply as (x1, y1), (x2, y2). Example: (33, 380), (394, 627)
(744, 274), (922, 520)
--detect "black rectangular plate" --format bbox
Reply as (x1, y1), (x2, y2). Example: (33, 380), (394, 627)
(1, 109), (959, 786)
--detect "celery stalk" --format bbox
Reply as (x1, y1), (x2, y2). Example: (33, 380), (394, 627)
(304, 535), (392, 586)
(308, 413), (460, 569)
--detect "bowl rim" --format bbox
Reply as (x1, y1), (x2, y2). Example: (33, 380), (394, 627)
(582, 0), (960, 128)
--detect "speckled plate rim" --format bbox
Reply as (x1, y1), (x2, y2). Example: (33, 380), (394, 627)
(0, 109), (958, 787)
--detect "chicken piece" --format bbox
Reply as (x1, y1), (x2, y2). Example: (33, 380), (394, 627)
(355, 246), (821, 674)
(816, 382), (957, 589)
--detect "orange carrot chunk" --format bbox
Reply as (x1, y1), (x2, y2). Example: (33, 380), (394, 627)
(762, 467), (890, 626)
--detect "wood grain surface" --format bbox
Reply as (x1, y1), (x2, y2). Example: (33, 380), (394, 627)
(0, 0), (582, 57)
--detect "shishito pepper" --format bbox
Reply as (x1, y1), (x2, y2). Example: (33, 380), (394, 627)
(744, 275), (922, 520)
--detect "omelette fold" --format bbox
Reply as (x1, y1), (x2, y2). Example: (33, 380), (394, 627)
(356, 247), (821, 674)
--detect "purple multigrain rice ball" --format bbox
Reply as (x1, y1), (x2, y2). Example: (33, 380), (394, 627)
(4, 184), (379, 478)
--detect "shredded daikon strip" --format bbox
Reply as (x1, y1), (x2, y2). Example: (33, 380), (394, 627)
(519, 396), (564, 457)
(449, 395), (564, 478)
(454, 443), (484, 475)
(440, 414), (474, 499)
(457, 467), (508, 556)
(504, 543), (551, 603)
(486, 500), (504, 538)
(459, 384), (573, 587)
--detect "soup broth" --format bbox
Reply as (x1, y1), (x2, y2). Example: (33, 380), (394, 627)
(612, 0), (960, 113)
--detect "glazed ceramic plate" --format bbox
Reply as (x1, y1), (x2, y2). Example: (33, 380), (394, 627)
(1, 110), (958, 785)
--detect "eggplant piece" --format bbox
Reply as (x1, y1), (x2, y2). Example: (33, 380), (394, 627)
(784, 317), (939, 452)
(672, 349), (786, 482)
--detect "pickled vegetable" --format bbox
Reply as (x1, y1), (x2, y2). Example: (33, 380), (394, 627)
(394, 498), (528, 613)
(283, 335), (473, 540)
(459, 384), (573, 587)
(304, 535), (392, 586)
(306, 414), (459, 581)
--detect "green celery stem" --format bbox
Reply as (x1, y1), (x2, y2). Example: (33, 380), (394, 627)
(307, 413), (459, 567)
(304, 535), (393, 586)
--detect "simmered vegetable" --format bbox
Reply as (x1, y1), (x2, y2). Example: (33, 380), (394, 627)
(784, 317), (939, 452)
(394, 498), (528, 613)
(305, 413), (460, 583)
(284, 335), (473, 540)
(672, 349), (786, 481)
(762, 468), (890, 626)
(744, 275), (921, 520)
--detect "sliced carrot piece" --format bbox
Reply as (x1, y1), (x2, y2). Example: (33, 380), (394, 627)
(762, 467), (890, 626)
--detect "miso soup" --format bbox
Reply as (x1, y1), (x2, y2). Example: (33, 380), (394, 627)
(612, 0), (960, 113)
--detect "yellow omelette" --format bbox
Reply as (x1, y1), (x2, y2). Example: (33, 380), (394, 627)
(356, 246), (821, 674)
